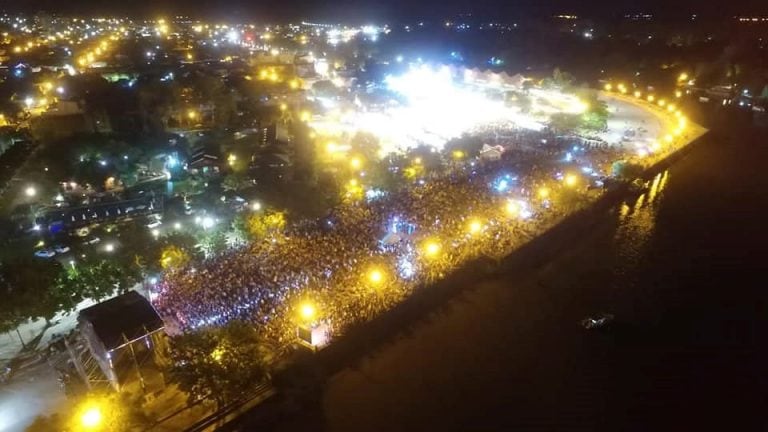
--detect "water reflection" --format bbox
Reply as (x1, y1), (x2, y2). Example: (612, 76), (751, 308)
(612, 171), (669, 283)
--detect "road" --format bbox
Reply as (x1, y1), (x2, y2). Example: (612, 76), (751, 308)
(255, 108), (767, 431)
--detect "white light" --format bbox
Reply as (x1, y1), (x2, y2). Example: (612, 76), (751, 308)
(56, 86), (65, 94)
(201, 216), (214, 229)
(24, 186), (36, 197)
(105, 243), (114, 252)
(251, 201), (262, 211)
(174, 222), (182, 230)
(227, 30), (240, 44)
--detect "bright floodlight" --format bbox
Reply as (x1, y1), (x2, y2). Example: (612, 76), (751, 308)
(368, 269), (384, 284)
(468, 219), (483, 235)
(424, 240), (441, 257)
(201, 216), (214, 229)
(227, 30), (240, 44)
(299, 302), (316, 321)
(80, 406), (102, 428)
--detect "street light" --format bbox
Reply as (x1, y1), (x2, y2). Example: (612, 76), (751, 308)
(299, 302), (316, 321)
(350, 157), (362, 170)
(24, 186), (36, 197)
(538, 187), (550, 199)
(104, 243), (114, 253)
(423, 240), (441, 258)
(564, 174), (578, 187)
(80, 405), (103, 429)
(368, 269), (384, 285)
(467, 219), (483, 235)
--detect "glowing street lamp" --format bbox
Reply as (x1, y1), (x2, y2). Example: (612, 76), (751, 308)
(349, 157), (362, 170)
(564, 174), (578, 187)
(423, 240), (441, 258)
(79, 405), (103, 429)
(646, 95), (655, 103)
(452, 150), (465, 160)
(467, 219), (483, 235)
(505, 199), (525, 216)
(299, 302), (316, 321)
(24, 186), (37, 197)
(604, 83), (613, 91)
(537, 187), (550, 199)
(634, 90), (642, 98)
(211, 346), (225, 362)
(678, 72), (689, 82)
(368, 269), (385, 285)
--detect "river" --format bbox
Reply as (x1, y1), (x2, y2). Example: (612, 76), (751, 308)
(235, 105), (767, 431)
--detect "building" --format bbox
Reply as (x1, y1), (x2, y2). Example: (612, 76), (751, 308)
(78, 291), (168, 393)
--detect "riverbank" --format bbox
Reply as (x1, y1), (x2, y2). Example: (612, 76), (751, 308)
(222, 104), (711, 431)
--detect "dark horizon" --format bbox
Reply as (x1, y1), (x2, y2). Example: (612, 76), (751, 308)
(5, 0), (768, 23)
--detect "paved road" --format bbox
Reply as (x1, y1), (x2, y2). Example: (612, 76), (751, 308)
(261, 109), (767, 431)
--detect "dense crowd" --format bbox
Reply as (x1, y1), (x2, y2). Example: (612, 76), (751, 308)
(153, 128), (627, 347)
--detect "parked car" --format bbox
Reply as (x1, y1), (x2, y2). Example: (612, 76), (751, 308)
(34, 249), (56, 258)
(580, 313), (615, 330)
(82, 236), (101, 245)
(53, 244), (71, 254)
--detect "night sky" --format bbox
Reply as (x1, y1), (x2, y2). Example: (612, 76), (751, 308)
(10, 0), (768, 22)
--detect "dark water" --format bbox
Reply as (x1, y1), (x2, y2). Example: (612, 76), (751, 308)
(256, 108), (768, 431)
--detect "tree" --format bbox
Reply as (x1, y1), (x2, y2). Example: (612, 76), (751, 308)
(168, 321), (272, 409)
(160, 245), (191, 271)
(575, 90), (609, 132)
(289, 120), (317, 184)
(222, 172), (251, 193)
(56, 258), (131, 306)
(245, 210), (286, 240)
(0, 258), (65, 330)
(551, 67), (575, 89)
(195, 228), (228, 258)
(549, 113), (582, 135)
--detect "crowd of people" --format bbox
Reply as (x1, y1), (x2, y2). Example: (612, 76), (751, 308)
(153, 125), (638, 348)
